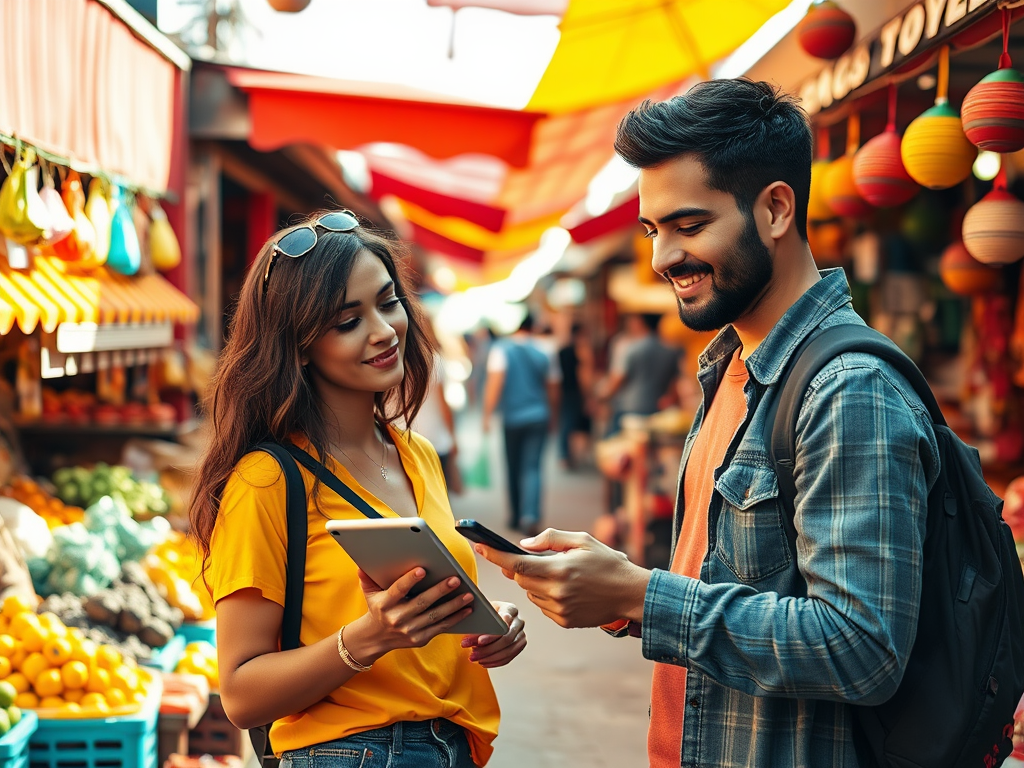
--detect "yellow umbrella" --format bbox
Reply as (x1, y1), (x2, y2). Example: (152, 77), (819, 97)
(528, 0), (791, 114)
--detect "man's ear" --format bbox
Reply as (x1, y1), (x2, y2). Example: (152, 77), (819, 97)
(760, 181), (798, 242)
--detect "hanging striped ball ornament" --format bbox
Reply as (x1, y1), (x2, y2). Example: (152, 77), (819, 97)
(901, 102), (977, 190)
(961, 68), (1024, 153)
(962, 189), (1024, 265)
(808, 159), (836, 221)
(853, 131), (919, 208)
(797, 1), (857, 60)
(938, 241), (1002, 295)
(822, 154), (872, 218)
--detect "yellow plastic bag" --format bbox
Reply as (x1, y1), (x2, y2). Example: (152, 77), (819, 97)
(0, 148), (49, 245)
(84, 178), (111, 266)
(149, 202), (181, 271)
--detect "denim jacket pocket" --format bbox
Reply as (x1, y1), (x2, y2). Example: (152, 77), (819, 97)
(713, 461), (791, 583)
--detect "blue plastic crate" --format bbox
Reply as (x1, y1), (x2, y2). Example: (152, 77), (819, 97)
(0, 710), (38, 768)
(141, 632), (186, 673)
(176, 621), (216, 646)
(28, 687), (159, 768)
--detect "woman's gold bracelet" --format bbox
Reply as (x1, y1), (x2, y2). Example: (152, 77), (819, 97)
(337, 625), (372, 672)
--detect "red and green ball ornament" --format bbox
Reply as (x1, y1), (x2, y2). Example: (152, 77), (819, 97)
(853, 84), (918, 207)
(961, 12), (1024, 153)
(797, 1), (857, 60)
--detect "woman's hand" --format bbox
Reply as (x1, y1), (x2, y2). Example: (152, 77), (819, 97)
(343, 567), (475, 664)
(460, 601), (526, 668)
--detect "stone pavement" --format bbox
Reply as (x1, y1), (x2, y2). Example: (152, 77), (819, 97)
(451, 414), (651, 767)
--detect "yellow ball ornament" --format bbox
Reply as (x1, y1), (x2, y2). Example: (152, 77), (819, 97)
(822, 154), (872, 218)
(807, 159), (836, 222)
(901, 102), (976, 190)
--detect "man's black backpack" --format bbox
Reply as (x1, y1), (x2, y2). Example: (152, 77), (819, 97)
(766, 324), (1024, 768)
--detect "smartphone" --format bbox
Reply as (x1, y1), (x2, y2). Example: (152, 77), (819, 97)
(455, 519), (534, 556)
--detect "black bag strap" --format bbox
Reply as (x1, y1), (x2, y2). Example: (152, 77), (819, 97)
(281, 442), (384, 520)
(764, 324), (946, 557)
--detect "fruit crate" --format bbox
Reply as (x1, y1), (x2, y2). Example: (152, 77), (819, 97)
(188, 693), (241, 757)
(28, 683), (160, 768)
(142, 633), (186, 674)
(176, 621), (216, 647)
(0, 710), (38, 768)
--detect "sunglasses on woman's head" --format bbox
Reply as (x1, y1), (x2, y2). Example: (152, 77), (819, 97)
(262, 210), (360, 293)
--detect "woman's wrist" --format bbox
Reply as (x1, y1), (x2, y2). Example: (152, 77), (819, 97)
(341, 615), (389, 665)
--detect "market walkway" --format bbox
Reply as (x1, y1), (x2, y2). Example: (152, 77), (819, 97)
(450, 410), (651, 768)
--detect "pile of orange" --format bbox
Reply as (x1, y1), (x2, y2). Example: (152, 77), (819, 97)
(1, 477), (85, 529)
(0, 595), (153, 716)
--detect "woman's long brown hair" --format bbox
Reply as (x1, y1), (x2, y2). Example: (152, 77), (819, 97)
(188, 212), (433, 569)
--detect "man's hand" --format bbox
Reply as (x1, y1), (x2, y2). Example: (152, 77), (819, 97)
(473, 529), (651, 629)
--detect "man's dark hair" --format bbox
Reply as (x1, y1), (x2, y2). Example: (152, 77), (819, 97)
(614, 79), (812, 240)
(518, 312), (535, 333)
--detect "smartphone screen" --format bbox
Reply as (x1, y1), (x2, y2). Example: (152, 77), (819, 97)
(455, 519), (532, 555)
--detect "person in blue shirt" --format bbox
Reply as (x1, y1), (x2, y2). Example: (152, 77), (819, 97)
(474, 79), (940, 768)
(482, 313), (561, 537)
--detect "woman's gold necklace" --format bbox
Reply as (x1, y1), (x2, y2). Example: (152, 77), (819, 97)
(333, 426), (389, 487)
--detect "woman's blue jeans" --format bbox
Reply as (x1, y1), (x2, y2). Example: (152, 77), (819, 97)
(278, 719), (476, 768)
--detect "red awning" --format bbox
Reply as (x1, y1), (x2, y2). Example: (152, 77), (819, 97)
(567, 195), (639, 244)
(228, 71), (545, 168)
(409, 223), (485, 263)
(369, 170), (507, 233)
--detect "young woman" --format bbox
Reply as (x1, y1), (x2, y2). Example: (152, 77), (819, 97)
(189, 210), (527, 768)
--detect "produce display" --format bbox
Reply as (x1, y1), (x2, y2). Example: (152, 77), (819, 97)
(39, 387), (178, 428)
(0, 595), (155, 716)
(28, 496), (168, 598)
(53, 464), (172, 518)
(37, 560), (182, 665)
(0, 689), (21, 736)
(143, 532), (215, 622)
(0, 476), (84, 530)
(175, 641), (219, 690)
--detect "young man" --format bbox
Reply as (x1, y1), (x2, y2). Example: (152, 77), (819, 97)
(474, 79), (941, 767)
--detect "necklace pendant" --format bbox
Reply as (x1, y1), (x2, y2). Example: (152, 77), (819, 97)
(381, 467), (388, 480)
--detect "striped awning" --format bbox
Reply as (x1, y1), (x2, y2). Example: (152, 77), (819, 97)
(0, 256), (199, 335)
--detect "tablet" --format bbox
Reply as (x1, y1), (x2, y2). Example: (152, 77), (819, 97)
(325, 517), (507, 636)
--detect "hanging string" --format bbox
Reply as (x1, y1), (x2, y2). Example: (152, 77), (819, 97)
(936, 45), (950, 105)
(816, 126), (831, 160)
(886, 81), (898, 133)
(999, 8), (1012, 69)
(846, 112), (861, 155)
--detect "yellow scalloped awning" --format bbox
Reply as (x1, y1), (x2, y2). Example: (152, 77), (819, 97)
(0, 256), (199, 335)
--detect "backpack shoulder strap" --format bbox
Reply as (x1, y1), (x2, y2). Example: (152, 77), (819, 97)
(765, 324), (945, 557)
(253, 441), (307, 651)
(281, 442), (384, 520)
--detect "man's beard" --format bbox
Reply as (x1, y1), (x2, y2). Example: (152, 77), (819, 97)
(670, 214), (773, 333)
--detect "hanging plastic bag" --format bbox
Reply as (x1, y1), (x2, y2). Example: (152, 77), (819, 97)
(39, 163), (73, 245)
(107, 185), (141, 275)
(463, 445), (491, 489)
(0, 147), (49, 245)
(84, 177), (111, 266)
(52, 170), (98, 263)
(148, 202), (181, 272)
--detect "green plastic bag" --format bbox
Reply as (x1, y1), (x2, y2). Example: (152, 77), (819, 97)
(463, 447), (491, 489)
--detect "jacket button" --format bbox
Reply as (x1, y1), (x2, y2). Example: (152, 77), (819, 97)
(744, 488), (751, 499)
(689, 697), (699, 708)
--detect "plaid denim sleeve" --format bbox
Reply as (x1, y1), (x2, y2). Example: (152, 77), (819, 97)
(643, 359), (940, 704)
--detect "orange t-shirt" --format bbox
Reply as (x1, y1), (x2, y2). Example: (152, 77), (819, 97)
(649, 349), (749, 767)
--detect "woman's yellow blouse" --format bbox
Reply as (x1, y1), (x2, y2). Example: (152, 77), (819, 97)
(208, 428), (500, 765)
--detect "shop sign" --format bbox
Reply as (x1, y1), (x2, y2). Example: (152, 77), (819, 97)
(799, 0), (997, 116)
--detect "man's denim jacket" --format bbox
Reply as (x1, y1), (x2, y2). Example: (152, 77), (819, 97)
(642, 268), (941, 768)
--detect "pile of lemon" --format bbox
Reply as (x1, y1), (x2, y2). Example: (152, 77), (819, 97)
(143, 532), (215, 622)
(0, 595), (153, 716)
(174, 641), (218, 690)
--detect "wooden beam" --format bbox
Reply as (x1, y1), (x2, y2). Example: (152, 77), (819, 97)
(213, 146), (308, 213)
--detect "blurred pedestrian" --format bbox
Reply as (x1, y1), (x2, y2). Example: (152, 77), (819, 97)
(190, 211), (527, 768)
(482, 312), (561, 536)
(600, 313), (680, 436)
(557, 323), (594, 470)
